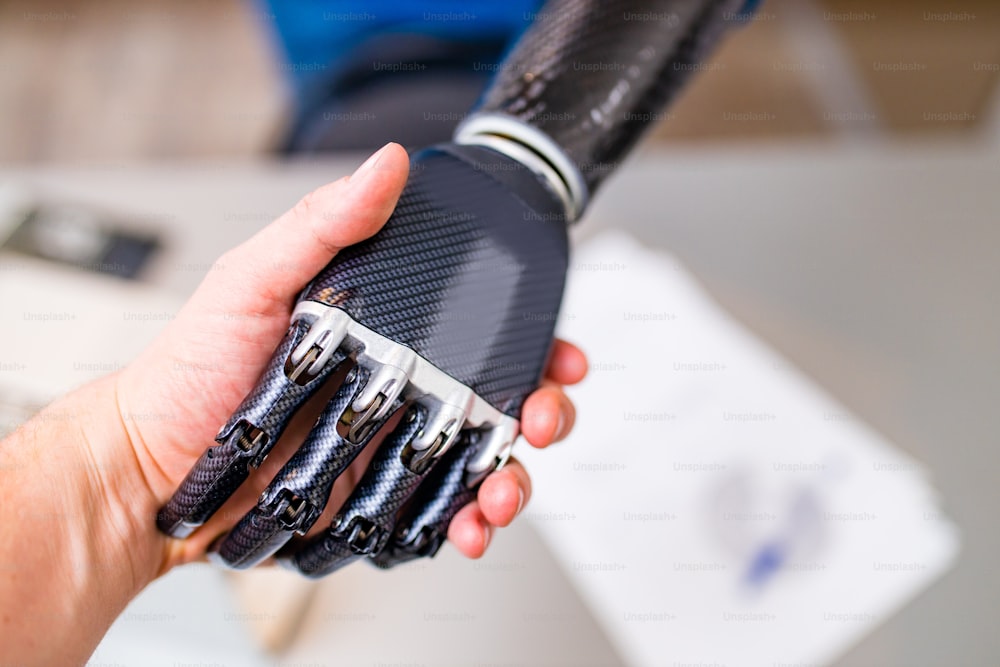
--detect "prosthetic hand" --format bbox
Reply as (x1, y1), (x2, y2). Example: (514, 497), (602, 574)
(157, 0), (753, 576)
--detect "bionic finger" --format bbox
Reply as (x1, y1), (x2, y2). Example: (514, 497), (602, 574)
(210, 363), (407, 569)
(156, 320), (345, 538)
(280, 405), (429, 576)
(369, 430), (503, 570)
(279, 309), (519, 577)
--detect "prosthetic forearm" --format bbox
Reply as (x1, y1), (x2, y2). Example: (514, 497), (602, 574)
(157, 0), (755, 576)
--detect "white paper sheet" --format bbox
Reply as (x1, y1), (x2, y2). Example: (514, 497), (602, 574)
(521, 231), (959, 667)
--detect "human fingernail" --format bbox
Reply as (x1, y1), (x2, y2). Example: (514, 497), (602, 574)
(482, 524), (494, 551)
(351, 142), (391, 180)
(516, 485), (525, 515)
(554, 409), (567, 441)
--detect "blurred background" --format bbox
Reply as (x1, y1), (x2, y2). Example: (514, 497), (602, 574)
(2, 0), (999, 160)
(1, 1), (998, 666)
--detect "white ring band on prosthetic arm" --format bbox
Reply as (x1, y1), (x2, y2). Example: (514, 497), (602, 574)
(454, 112), (589, 222)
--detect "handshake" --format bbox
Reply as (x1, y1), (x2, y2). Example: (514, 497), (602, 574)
(155, 0), (751, 576)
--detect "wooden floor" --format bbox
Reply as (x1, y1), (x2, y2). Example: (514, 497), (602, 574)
(1, 0), (997, 163)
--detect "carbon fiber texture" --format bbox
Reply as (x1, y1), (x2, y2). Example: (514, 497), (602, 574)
(301, 143), (569, 416)
(333, 406), (429, 536)
(216, 322), (343, 457)
(213, 368), (392, 568)
(157, 322), (345, 537)
(372, 433), (482, 569)
(257, 369), (387, 511)
(475, 0), (747, 194)
(287, 405), (430, 576)
(210, 513), (287, 570)
(288, 534), (360, 579)
(155, 428), (256, 538)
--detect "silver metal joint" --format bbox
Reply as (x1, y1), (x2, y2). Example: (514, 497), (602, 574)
(291, 302), (519, 469)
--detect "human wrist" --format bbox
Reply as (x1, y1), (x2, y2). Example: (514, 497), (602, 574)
(58, 374), (168, 591)
(0, 374), (165, 664)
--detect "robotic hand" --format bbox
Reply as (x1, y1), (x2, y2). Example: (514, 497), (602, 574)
(157, 0), (754, 577)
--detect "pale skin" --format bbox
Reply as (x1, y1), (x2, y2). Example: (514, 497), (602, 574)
(0, 143), (587, 666)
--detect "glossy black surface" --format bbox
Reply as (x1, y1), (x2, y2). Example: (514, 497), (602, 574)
(475, 0), (747, 194)
(371, 434), (482, 570)
(213, 368), (404, 569)
(156, 322), (345, 537)
(288, 407), (431, 577)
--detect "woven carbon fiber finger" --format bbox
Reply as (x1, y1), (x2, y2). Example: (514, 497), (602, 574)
(157, 321), (346, 538)
(283, 404), (429, 577)
(211, 365), (407, 569)
(371, 432), (485, 570)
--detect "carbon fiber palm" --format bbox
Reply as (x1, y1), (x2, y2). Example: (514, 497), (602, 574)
(301, 143), (568, 414)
